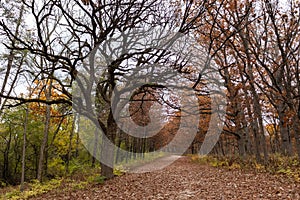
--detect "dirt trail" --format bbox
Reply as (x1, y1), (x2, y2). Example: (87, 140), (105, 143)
(32, 156), (300, 199)
(129, 155), (183, 173)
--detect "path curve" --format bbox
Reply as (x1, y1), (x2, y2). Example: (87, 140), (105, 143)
(129, 155), (183, 173)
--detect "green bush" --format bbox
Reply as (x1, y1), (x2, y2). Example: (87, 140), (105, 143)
(2, 178), (62, 200)
(48, 157), (66, 177)
(87, 175), (106, 185)
(0, 181), (7, 188)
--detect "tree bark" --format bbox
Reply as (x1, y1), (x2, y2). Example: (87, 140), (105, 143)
(37, 79), (53, 182)
(20, 106), (29, 191)
(292, 114), (300, 158)
(100, 109), (117, 179)
(66, 115), (76, 173)
(277, 104), (293, 156)
(92, 129), (99, 168)
(3, 126), (12, 183)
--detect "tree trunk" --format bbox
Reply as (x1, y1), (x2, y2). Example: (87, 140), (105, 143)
(250, 81), (268, 163)
(66, 115), (76, 174)
(278, 104), (293, 156)
(292, 115), (300, 158)
(3, 126), (12, 183)
(100, 109), (117, 179)
(92, 129), (99, 168)
(20, 106), (29, 192)
(115, 136), (122, 164)
(37, 104), (51, 182)
(75, 114), (80, 158)
(244, 55), (267, 162)
(37, 79), (53, 182)
(236, 100), (247, 158)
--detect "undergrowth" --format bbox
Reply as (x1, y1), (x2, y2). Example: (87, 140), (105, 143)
(0, 152), (170, 200)
(1, 179), (62, 200)
(0, 162), (125, 200)
(189, 154), (300, 182)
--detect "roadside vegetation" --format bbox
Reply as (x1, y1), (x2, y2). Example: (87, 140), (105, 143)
(190, 154), (300, 182)
(0, 152), (167, 200)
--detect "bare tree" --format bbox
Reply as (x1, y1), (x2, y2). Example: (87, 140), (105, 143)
(0, 0), (209, 179)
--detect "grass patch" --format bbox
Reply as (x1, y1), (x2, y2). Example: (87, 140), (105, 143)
(87, 175), (106, 185)
(1, 153), (169, 199)
(1, 179), (62, 200)
(0, 164), (104, 199)
(266, 154), (300, 181)
(188, 154), (300, 182)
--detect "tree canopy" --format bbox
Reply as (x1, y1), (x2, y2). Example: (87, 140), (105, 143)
(0, 0), (300, 185)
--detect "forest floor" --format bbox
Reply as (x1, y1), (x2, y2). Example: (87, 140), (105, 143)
(29, 155), (300, 200)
